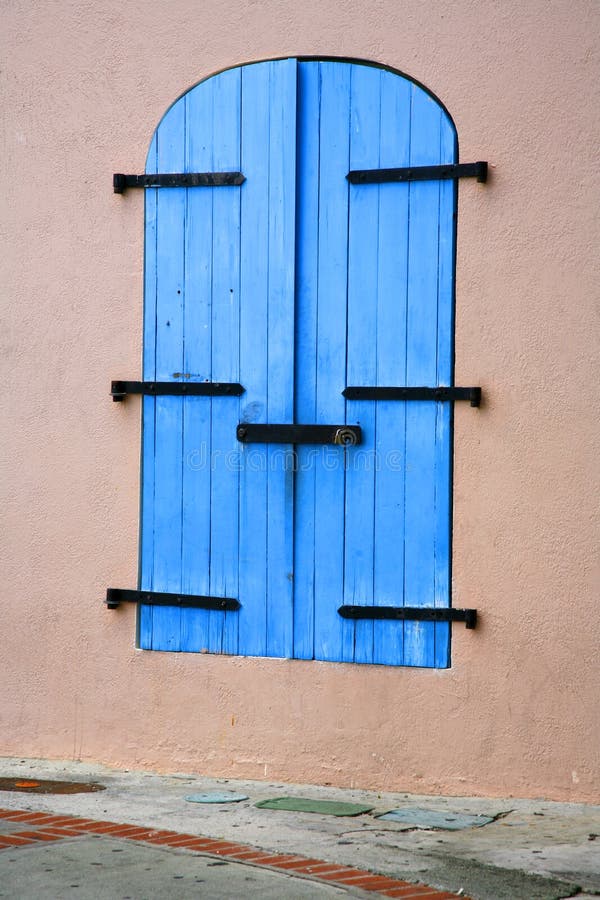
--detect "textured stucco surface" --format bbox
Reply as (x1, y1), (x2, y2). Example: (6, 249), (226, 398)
(1, 0), (599, 802)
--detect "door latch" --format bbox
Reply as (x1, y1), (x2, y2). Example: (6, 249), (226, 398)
(333, 427), (360, 446)
(236, 424), (362, 445)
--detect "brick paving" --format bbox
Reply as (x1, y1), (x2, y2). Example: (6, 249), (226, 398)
(0, 807), (470, 898)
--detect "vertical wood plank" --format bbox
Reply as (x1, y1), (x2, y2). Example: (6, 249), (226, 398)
(178, 78), (215, 653)
(238, 60), (296, 658)
(403, 86), (443, 667)
(148, 99), (187, 651)
(209, 67), (242, 655)
(344, 64), (382, 664)
(265, 60), (296, 658)
(293, 61), (320, 660)
(238, 61), (270, 657)
(433, 111), (457, 668)
(139, 132), (158, 650)
(372, 70), (412, 666)
(312, 61), (352, 662)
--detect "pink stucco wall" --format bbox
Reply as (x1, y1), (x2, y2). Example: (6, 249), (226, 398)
(2, 1), (599, 802)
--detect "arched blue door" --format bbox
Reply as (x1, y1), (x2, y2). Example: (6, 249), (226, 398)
(139, 58), (457, 667)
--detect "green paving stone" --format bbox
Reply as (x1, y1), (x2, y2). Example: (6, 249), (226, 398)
(255, 797), (374, 817)
(377, 807), (494, 829)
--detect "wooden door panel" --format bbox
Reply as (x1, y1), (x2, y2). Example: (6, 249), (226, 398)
(140, 58), (456, 667)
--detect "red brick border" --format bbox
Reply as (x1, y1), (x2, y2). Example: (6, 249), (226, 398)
(0, 808), (469, 899)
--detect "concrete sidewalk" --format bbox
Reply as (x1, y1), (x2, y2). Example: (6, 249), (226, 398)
(0, 758), (597, 900)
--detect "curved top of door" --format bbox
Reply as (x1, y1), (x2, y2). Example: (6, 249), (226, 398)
(145, 56), (457, 166)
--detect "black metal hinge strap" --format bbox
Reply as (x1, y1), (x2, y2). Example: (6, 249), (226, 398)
(338, 605), (477, 629)
(113, 173), (246, 193)
(106, 588), (240, 611)
(343, 386), (481, 407)
(111, 381), (245, 401)
(347, 161), (488, 185)
(236, 424), (362, 445)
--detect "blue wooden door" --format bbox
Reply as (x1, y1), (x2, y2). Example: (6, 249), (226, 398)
(140, 58), (457, 667)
